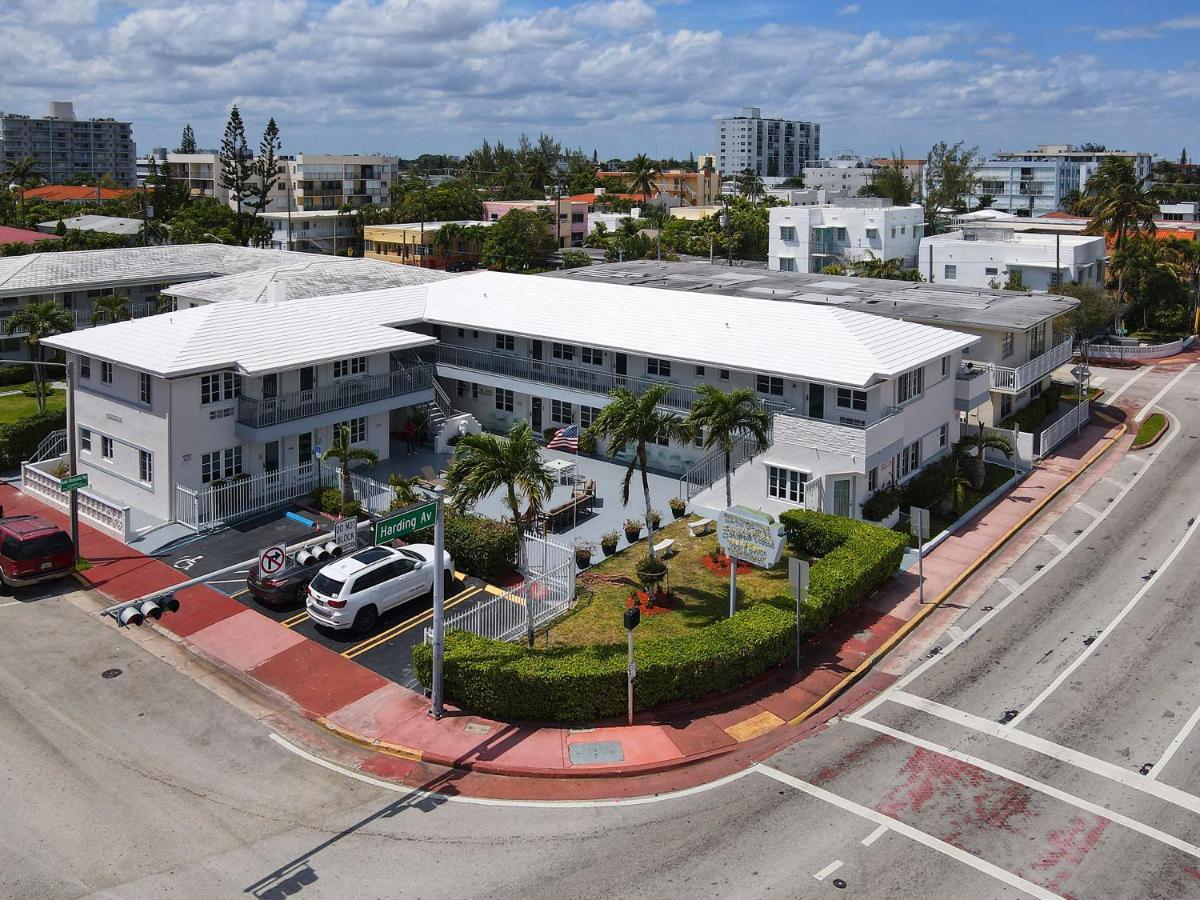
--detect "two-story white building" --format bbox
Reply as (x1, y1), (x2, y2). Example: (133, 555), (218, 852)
(769, 203), (925, 274)
(918, 229), (1107, 292)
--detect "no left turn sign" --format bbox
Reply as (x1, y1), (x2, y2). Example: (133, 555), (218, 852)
(258, 543), (287, 576)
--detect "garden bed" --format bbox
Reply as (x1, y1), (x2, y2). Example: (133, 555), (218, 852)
(1132, 413), (1167, 450)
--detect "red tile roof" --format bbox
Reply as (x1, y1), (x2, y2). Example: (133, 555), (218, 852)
(0, 226), (58, 245)
(21, 185), (137, 202)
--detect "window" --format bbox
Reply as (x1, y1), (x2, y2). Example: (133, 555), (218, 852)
(767, 466), (807, 503)
(139, 450), (153, 484)
(457, 328), (465, 337)
(581, 346), (603, 366)
(836, 387), (867, 411)
(139, 372), (152, 405)
(456, 380), (465, 398)
(944, 264), (957, 280)
(333, 356), (367, 378)
(100, 361), (113, 384)
(865, 228), (879, 239)
(778, 256), (796, 272)
(719, 368), (730, 381)
(1030, 380), (1044, 399)
(895, 367), (924, 404)
(495, 388), (514, 412)
(1000, 394), (1013, 419)
(79, 427), (91, 453)
(201, 372), (240, 404)
(647, 357), (671, 377)
(836, 228), (847, 241)
(985, 267), (998, 276)
(495, 334), (515, 352)
(890, 227), (896, 238)
(695, 365), (705, 376)
(552, 342), (574, 361)
(897, 440), (920, 478)
(1001, 331), (1014, 358)
(338, 417), (367, 444)
(779, 225), (796, 240)
(756, 374), (784, 396)
(101, 436), (114, 460)
(201, 447), (243, 483)
(941, 355), (950, 377)
(551, 399), (572, 424)
(79, 356), (91, 380)
(867, 467), (878, 492)
(579, 405), (600, 429)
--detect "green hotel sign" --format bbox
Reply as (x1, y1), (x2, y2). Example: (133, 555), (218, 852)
(374, 501), (437, 545)
(59, 473), (89, 493)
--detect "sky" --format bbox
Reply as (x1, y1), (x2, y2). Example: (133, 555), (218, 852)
(0, 0), (1196, 163)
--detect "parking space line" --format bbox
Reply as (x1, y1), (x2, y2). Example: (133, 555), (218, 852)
(861, 824), (888, 846)
(1041, 533), (1069, 553)
(813, 860), (843, 882)
(341, 587), (483, 660)
(1149, 700), (1200, 780)
(281, 611), (309, 628)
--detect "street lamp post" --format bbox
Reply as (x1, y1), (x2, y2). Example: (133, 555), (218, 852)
(720, 205), (732, 268)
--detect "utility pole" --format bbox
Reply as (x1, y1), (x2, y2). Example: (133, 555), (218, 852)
(430, 485), (447, 719)
(65, 360), (78, 563)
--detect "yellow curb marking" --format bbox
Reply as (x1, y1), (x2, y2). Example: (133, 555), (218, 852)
(341, 587), (483, 659)
(317, 718), (424, 762)
(281, 611), (309, 628)
(724, 710), (785, 742)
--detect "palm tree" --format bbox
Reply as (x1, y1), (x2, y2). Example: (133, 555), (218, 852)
(736, 168), (765, 202)
(433, 222), (464, 263)
(588, 385), (692, 563)
(388, 473), (424, 510)
(523, 153), (553, 197)
(850, 252), (908, 280)
(90, 293), (132, 326)
(4, 301), (73, 412)
(1084, 158), (1159, 315)
(322, 424), (379, 505)
(1165, 236), (1200, 325)
(1, 157), (45, 226)
(686, 385), (771, 508)
(958, 421), (1013, 490)
(627, 154), (661, 204)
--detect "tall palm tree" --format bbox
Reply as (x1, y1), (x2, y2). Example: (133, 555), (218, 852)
(323, 424), (379, 505)
(433, 222), (464, 262)
(959, 421), (1013, 490)
(588, 385), (692, 563)
(850, 252), (908, 280)
(1084, 157), (1159, 314)
(1, 157), (45, 226)
(627, 154), (661, 204)
(736, 168), (765, 202)
(686, 385), (771, 508)
(4, 301), (73, 412)
(90, 293), (132, 326)
(523, 153), (553, 198)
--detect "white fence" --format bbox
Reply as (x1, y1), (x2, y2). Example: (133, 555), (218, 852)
(1088, 335), (1196, 361)
(1037, 401), (1090, 458)
(981, 426), (1035, 469)
(21, 459), (133, 541)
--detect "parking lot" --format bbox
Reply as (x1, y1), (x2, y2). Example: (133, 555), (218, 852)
(157, 505), (495, 690)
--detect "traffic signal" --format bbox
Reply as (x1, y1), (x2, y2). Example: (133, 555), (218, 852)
(104, 592), (179, 628)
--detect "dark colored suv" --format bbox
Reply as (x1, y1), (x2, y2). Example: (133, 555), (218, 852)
(246, 554), (325, 608)
(0, 515), (75, 592)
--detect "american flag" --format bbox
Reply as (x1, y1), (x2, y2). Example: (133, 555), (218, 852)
(547, 423), (580, 451)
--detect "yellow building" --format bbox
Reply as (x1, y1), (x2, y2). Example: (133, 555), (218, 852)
(597, 159), (721, 207)
(364, 220), (492, 271)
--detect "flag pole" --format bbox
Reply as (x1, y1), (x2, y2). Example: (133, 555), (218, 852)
(572, 415), (582, 534)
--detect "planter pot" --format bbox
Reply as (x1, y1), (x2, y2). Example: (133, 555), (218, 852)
(624, 528), (642, 543)
(601, 542), (618, 557)
(575, 552), (592, 569)
(670, 505), (686, 519)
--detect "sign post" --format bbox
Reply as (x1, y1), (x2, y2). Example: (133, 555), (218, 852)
(910, 506), (930, 605)
(430, 487), (447, 719)
(790, 558), (810, 672)
(257, 543), (287, 578)
(717, 506), (786, 619)
(623, 606), (640, 725)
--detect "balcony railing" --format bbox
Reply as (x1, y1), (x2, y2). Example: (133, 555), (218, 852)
(988, 333), (1073, 394)
(433, 344), (792, 416)
(236, 365), (434, 429)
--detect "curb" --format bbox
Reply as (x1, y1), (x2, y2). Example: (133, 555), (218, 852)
(1130, 414), (1168, 451)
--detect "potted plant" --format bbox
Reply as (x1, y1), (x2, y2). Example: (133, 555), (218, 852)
(574, 541), (595, 569)
(600, 531), (620, 556)
(635, 556), (668, 605)
(646, 509), (663, 530)
(623, 518), (642, 543)
(669, 497), (687, 519)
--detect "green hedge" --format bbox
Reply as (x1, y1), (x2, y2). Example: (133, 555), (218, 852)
(0, 364), (33, 387)
(409, 512), (518, 580)
(999, 382), (1063, 433)
(413, 603), (795, 722)
(0, 409), (66, 469)
(779, 509), (908, 632)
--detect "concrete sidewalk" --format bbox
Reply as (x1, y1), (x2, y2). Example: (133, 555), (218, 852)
(2, 416), (1125, 797)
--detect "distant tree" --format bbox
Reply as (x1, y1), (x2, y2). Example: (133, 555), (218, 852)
(1, 157), (45, 226)
(1182, 148), (1190, 166)
(1084, 157), (1159, 310)
(850, 252), (918, 281)
(974, 194), (995, 210)
(1060, 188), (1087, 216)
(778, 175), (805, 188)
(481, 208), (557, 272)
(627, 154), (661, 203)
(5, 301), (73, 411)
(736, 168), (765, 202)
(1053, 283), (1120, 341)
(923, 141), (982, 234)
(218, 106), (253, 245)
(871, 151), (915, 206)
(558, 249), (591, 269)
(247, 118), (282, 246)
(176, 124), (197, 154)
(1078, 142), (1108, 153)
(166, 196), (254, 245)
(90, 293), (132, 326)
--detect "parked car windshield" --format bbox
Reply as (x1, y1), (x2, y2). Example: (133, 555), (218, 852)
(2, 532), (71, 560)
(309, 573), (345, 597)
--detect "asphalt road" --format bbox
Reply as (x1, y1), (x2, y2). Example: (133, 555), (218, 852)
(5, 361), (1200, 899)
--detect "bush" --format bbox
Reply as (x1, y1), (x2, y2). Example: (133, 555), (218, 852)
(412, 603), (795, 722)
(899, 458), (952, 511)
(779, 509), (908, 632)
(543, 426), (558, 444)
(317, 488), (343, 514)
(409, 512), (518, 579)
(860, 486), (901, 522)
(1000, 382), (1063, 433)
(341, 500), (363, 519)
(0, 409), (66, 468)
(0, 364), (33, 386)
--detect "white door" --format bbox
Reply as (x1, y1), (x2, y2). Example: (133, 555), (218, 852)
(833, 478), (853, 518)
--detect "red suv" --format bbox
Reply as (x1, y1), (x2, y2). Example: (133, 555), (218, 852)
(0, 516), (75, 592)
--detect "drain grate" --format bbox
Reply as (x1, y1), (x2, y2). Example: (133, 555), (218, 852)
(568, 740), (624, 765)
(101, 668), (122, 679)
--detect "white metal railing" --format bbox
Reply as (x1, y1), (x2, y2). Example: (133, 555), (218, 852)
(175, 484), (199, 530)
(29, 428), (67, 463)
(237, 366), (434, 429)
(679, 435), (763, 499)
(21, 460), (133, 541)
(1038, 401), (1090, 458)
(988, 333), (1073, 394)
(431, 379), (456, 421)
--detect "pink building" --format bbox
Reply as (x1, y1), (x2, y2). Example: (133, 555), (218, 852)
(481, 198), (588, 248)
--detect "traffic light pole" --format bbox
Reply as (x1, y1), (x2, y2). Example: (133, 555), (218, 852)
(430, 485), (446, 719)
(65, 360), (78, 564)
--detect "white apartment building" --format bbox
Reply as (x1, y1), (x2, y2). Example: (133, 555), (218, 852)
(769, 203), (925, 273)
(971, 158), (1080, 217)
(802, 158), (878, 195)
(918, 229), (1107, 293)
(40, 270), (974, 535)
(1159, 202), (1200, 222)
(994, 145), (1154, 192)
(763, 188), (854, 206)
(287, 154), (397, 211)
(0, 101), (137, 187)
(259, 210), (359, 254)
(716, 107), (820, 178)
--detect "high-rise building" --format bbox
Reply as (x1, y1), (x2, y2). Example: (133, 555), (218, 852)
(715, 107), (820, 178)
(0, 101), (137, 187)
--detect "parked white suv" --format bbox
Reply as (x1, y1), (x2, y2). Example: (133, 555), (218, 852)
(306, 544), (454, 634)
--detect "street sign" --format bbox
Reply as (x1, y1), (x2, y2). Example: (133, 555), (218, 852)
(716, 505), (786, 568)
(374, 501), (437, 545)
(334, 518), (357, 553)
(258, 543), (287, 576)
(789, 557), (810, 601)
(59, 473), (88, 493)
(910, 506), (930, 542)
(1071, 364), (1090, 380)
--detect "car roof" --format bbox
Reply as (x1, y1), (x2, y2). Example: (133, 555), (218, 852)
(318, 545), (400, 580)
(0, 515), (65, 539)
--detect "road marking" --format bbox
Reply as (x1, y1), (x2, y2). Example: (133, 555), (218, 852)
(877, 691), (1200, 817)
(813, 860), (843, 882)
(1103, 364), (1152, 405)
(998, 577), (1023, 594)
(846, 717), (1200, 862)
(268, 732), (757, 808)
(1134, 363), (1196, 423)
(1010, 506), (1200, 727)
(754, 764), (1059, 899)
(861, 824), (888, 846)
(1075, 502), (1101, 519)
(230, 589), (251, 600)
(342, 587), (482, 659)
(1041, 533), (1069, 553)
(281, 611), (309, 628)
(1149, 700), (1200, 780)
(852, 414), (1181, 724)
(0, 599), (24, 609)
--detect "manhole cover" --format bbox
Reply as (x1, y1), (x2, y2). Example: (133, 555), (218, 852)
(568, 740), (624, 765)
(101, 668), (122, 679)
(464, 722), (491, 735)
(832, 878), (847, 889)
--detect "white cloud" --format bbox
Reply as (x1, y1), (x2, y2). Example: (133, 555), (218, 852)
(838, 4), (860, 14)
(1096, 14), (1200, 41)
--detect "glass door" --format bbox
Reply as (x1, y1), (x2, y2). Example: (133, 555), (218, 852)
(531, 397), (542, 431)
(264, 440), (280, 475)
(833, 478), (852, 517)
(808, 384), (824, 419)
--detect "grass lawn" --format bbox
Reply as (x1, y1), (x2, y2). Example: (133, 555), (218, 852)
(549, 515), (796, 648)
(1133, 413), (1167, 449)
(0, 389), (63, 425)
(1061, 387), (1103, 404)
(895, 461), (1016, 539)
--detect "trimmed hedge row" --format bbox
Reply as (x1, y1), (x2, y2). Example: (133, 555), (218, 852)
(413, 602), (795, 722)
(410, 511), (519, 580)
(779, 509), (908, 632)
(0, 409), (66, 469)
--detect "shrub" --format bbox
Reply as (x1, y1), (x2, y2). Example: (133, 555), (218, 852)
(409, 512), (519, 579)
(0, 364), (33, 386)
(412, 603), (795, 722)
(341, 500), (364, 519)
(899, 458), (952, 511)
(860, 486), (901, 522)
(999, 382), (1064, 433)
(317, 488), (343, 514)
(669, 497), (686, 515)
(779, 509), (908, 632)
(543, 426), (558, 444)
(0, 409), (66, 468)
(600, 531), (620, 554)
(578, 430), (597, 455)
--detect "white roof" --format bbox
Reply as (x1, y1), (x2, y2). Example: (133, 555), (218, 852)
(43, 293), (433, 378)
(38, 215), (144, 236)
(0, 244), (316, 298)
(424, 272), (976, 387)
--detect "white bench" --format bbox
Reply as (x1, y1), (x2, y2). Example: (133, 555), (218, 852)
(652, 538), (676, 557)
(687, 518), (714, 538)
